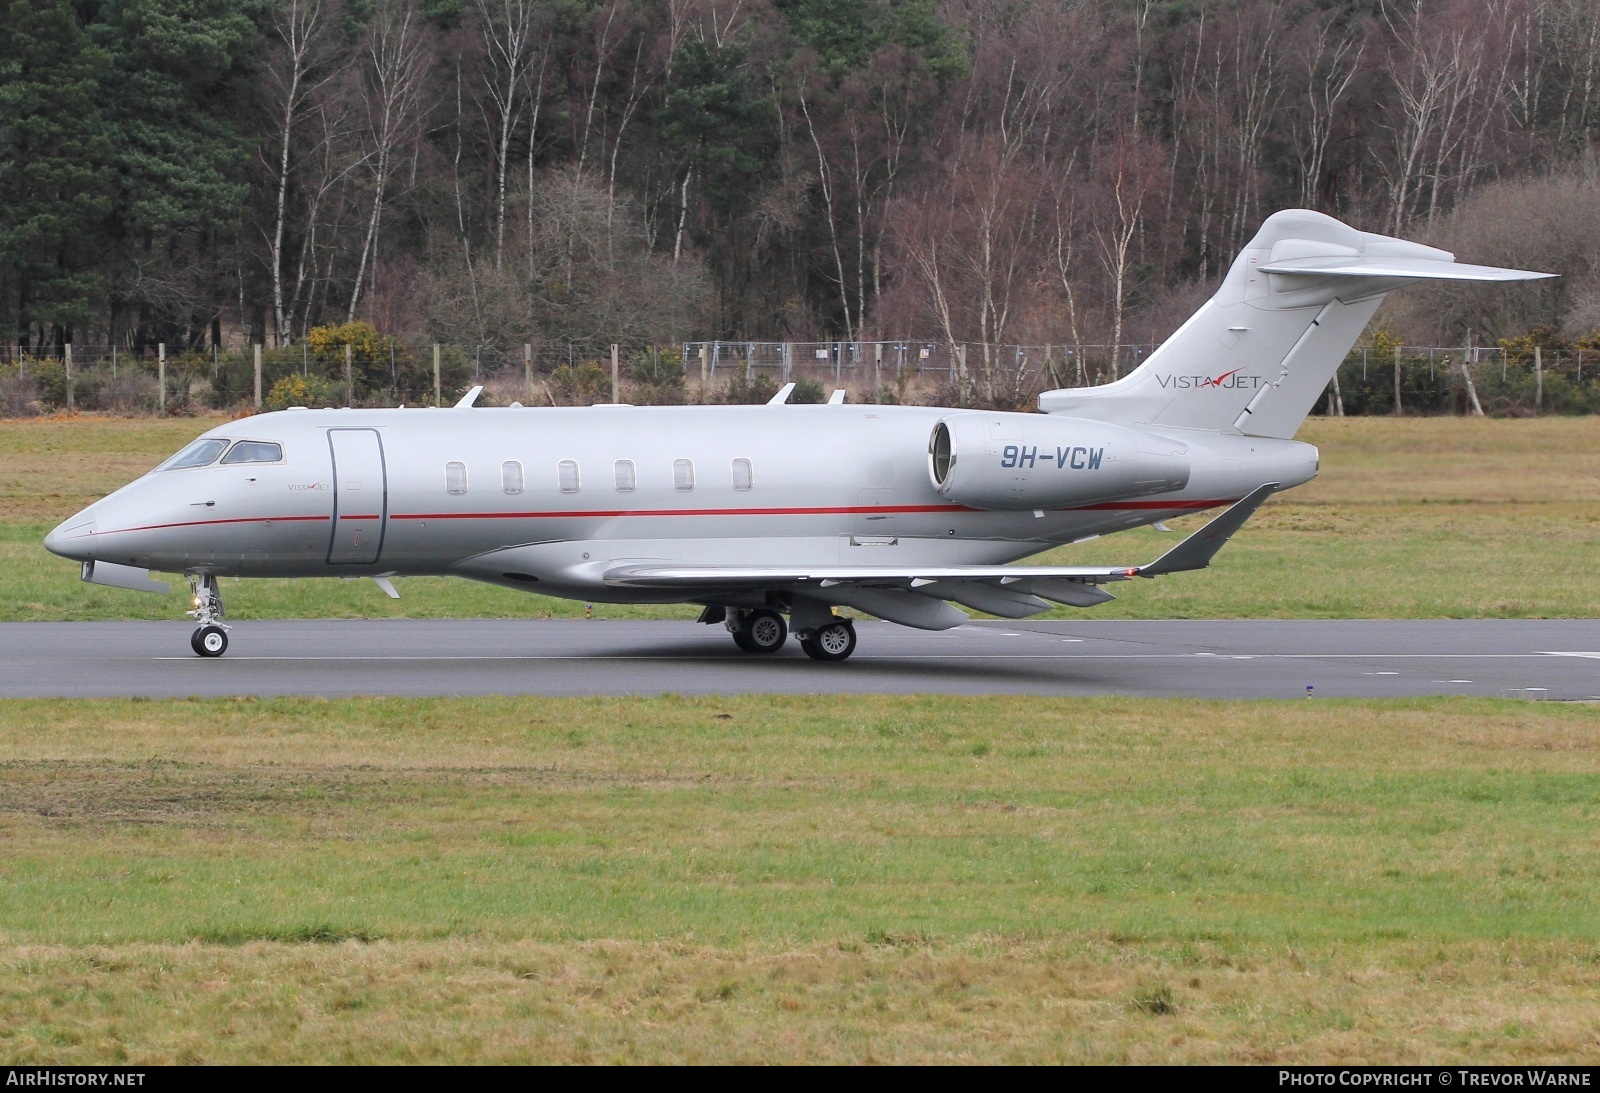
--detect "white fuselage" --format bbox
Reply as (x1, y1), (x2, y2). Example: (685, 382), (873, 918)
(46, 403), (1317, 605)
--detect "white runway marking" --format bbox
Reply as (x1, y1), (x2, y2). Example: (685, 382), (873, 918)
(152, 652), (1579, 663)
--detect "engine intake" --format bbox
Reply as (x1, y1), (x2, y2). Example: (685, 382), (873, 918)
(928, 412), (1190, 510)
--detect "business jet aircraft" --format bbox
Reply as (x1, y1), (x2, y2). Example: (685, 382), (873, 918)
(45, 210), (1549, 659)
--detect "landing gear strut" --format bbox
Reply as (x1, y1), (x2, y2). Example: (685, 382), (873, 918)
(727, 607), (787, 653)
(187, 573), (229, 657)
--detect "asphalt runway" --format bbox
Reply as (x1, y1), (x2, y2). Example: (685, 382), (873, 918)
(1, 618), (1597, 700)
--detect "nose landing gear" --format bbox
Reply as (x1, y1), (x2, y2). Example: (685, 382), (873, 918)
(187, 573), (230, 657)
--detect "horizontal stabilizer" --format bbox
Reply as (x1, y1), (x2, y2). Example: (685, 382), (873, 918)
(1258, 256), (1554, 282)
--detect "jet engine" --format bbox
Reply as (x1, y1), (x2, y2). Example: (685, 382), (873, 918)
(928, 411), (1190, 510)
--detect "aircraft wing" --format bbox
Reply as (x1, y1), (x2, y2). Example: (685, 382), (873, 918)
(603, 484), (1278, 627)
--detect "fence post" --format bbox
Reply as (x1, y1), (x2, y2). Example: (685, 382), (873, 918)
(782, 342), (792, 382)
(433, 343), (441, 406)
(1534, 345), (1543, 414)
(874, 342), (883, 393)
(64, 343), (73, 413)
(1459, 355), (1484, 417)
(253, 343), (263, 409)
(611, 343), (620, 403)
(1393, 344), (1402, 416)
(344, 343), (353, 406)
(524, 343), (532, 404)
(158, 343), (167, 415)
(699, 343), (709, 391)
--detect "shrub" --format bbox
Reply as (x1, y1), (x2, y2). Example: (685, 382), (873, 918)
(265, 372), (339, 410)
(790, 377), (826, 404)
(550, 361), (611, 405)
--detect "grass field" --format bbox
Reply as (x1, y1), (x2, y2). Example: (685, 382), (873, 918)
(3, 415), (1598, 1063)
(2, 414), (1598, 620)
(1, 694), (1598, 1063)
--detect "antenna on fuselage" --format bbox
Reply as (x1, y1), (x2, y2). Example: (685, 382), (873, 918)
(455, 385), (484, 408)
(767, 382), (796, 405)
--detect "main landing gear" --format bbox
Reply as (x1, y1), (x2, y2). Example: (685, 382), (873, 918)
(728, 607), (787, 653)
(187, 573), (230, 657)
(714, 606), (858, 661)
(799, 618), (857, 662)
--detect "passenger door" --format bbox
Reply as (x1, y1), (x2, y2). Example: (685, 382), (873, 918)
(327, 428), (387, 564)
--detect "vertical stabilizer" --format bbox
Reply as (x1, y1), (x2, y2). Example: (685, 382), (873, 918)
(1039, 210), (1552, 437)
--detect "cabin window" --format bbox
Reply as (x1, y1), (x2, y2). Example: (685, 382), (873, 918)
(502, 460), (524, 494)
(732, 457), (753, 491)
(156, 438), (230, 471)
(673, 458), (695, 492)
(445, 461), (468, 494)
(558, 459), (580, 493)
(221, 440), (284, 465)
(614, 459), (636, 492)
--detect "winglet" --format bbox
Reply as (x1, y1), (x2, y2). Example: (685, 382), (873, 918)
(455, 385), (484, 408)
(768, 382), (796, 405)
(1137, 482), (1278, 577)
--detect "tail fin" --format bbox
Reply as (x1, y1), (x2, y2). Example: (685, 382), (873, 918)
(1039, 210), (1552, 437)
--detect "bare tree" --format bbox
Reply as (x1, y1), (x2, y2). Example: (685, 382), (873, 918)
(262, 0), (344, 345)
(1289, 10), (1364, 209)
(347, 0), (434, 321)
(1544, 0), (1600, 150)
(1379, 0), (1505, 232)
(1090, 140), (1160, 378)
(474, 0), (545, 271)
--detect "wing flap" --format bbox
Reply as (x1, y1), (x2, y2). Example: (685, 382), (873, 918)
(604, 483), (1278, 600)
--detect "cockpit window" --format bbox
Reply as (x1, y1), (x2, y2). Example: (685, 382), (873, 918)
(156, 438), (230, 471)
(221, 440), (284, 464)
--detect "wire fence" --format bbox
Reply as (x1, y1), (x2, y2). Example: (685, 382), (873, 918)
(0, 339), (1595, 416)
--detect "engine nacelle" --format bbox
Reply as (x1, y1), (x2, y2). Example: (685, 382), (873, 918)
(928, 412), (1190, 510)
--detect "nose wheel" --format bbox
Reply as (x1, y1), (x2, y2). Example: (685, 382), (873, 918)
(191, 625), (228, 657)
(186, 573), (231, 657)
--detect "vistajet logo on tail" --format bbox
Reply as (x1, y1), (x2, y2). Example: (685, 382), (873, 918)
(1157, 369), (1264, 390)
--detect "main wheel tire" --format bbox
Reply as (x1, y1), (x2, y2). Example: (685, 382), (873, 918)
(733, 609), (787, 653)
(800, 619), (856, 662)
(191, 625), (228, 658)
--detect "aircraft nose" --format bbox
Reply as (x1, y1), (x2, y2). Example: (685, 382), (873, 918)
(44, 509), (96, 561)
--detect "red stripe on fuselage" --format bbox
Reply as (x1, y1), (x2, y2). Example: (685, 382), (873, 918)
(92, 499), (1239, 536)
(98, 514), (331, 535)
(388, 503), (971, 520)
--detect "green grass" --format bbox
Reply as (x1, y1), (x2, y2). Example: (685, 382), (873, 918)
(1, 695), (1599, 1062)
(4, 415), (1600, 1061)
(4, 415), (1599, 620)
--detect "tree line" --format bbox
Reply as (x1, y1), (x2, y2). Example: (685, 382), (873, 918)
(5, 0), (1600, 365)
